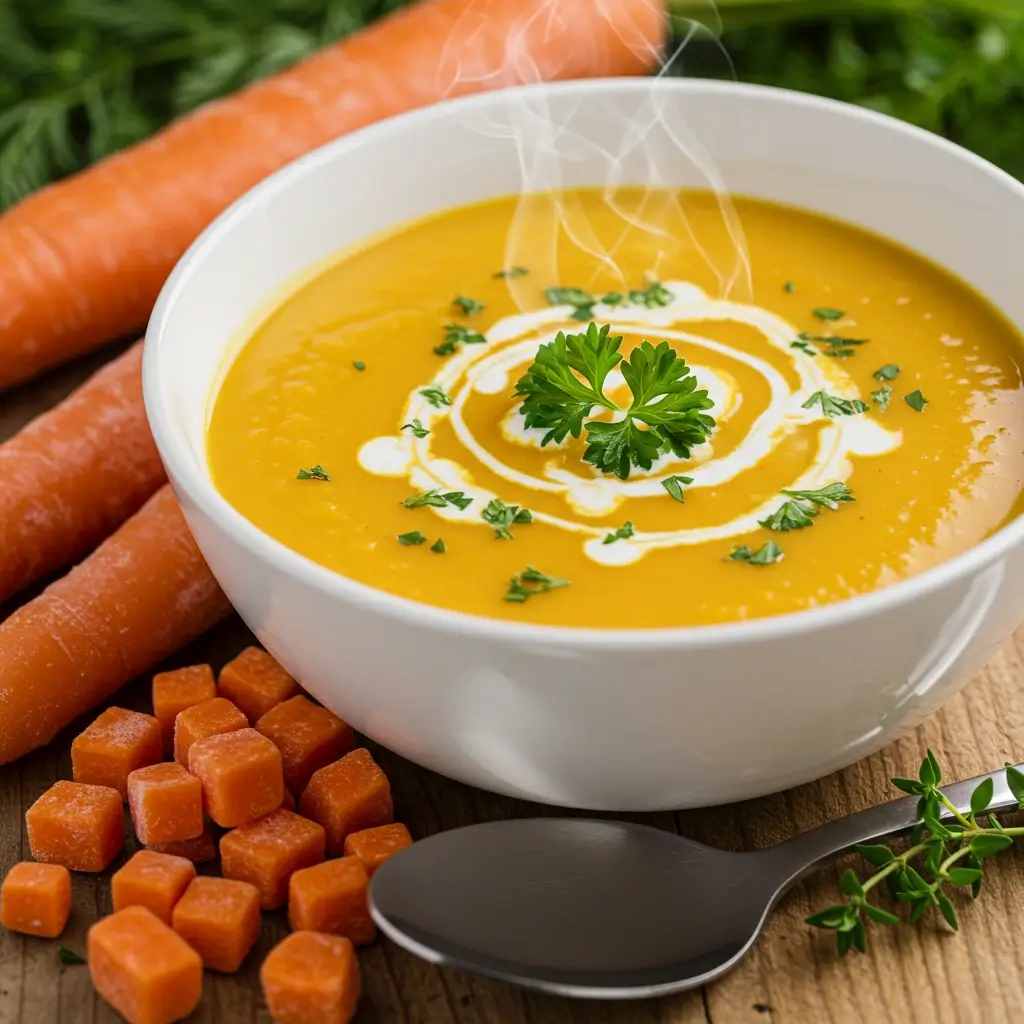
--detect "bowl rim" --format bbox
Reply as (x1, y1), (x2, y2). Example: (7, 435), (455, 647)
(144, 75), (1024, 652)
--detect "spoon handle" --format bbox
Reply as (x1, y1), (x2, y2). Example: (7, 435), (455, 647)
(772, 762), (1023, 881)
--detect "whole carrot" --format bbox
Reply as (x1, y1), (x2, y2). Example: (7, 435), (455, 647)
(0, 0), (666, 390)
(0, 342), (165, 604)
(0, 485), (231, 765)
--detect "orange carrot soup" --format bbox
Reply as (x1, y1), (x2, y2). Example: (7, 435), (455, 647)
(206, 189), (1024, 628)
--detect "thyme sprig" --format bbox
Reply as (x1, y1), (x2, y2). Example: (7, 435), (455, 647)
(808, 753), (1024, 955)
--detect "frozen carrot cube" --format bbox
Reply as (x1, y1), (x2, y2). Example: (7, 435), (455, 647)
(111, 850), (196, 926)
(128, 763), (204, 846)
(256, 695), (353, 796)
(89, 905), (202, 1024)
(152, 665), (217, 752)
(147, 828), (217, 865)
(261, 931), (361, 1024)
(300, 748), (393, 854)
(220, 809), (324, 910)
(288, 857), (376, 945)
(188, 727), (283, 828)
(343, 823), (413, 877)
(173, 696), (247, 766)
(1, 862), (71, 938)
(71, 707), (162, 800)
(26, 780), (124, 872)
(171, 876), (260, 973)
(219, 646), (297, 723)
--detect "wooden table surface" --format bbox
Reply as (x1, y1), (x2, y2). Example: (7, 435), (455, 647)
(2, 346), (1023, 1024)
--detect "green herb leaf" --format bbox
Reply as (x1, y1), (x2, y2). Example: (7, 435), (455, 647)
(602, 291), (625, 306)
(452, 296), (485, 316)
(891, 776), (925, 796)
(628, 281), (674, 308)
(905, 389), (929, 412)
(58, 946), (86, 966)
(806, 905), (848, 930)
(759, 500), (817, 532)
(504, 566), (570, 603)
(873, 364), (900, 381)
(728, 545), (753, 561)
(603, 521), (635, 544)
(430, 538), (446, 554)
(419, 386), (451, 408)
(791, 340), (816, 356)
(970, 834), (1014, 859)
(856, 843), (896, 868)
(1006, 764), (1024, 808)
(802, 390), (869, 417)
(481, 499), (533, 540)
(783, 281), (796, 293)
(402, 490), (473, 511)
(401, 419), (430, 439)
(813, 307), (845, 321)
(436, 323), (486, 356)
(352, 360), (366, 371)
(746, 540), (783, 565)
(397, 531), (427, 546)
(863, 903), (900, 926)
(947, 867), (983, 887)
(970, 777), (994, 815)
(797, 333), (869, 358)
(662, 475), (694, 503)
(297, 464), (330, 482)
(872, 385), (892, 411)
(937, 893), (959, 931)
(494, 266), (529, 279)
(924, 749), (943, 786)
(839, 870), (865, 898)
(545, 287), (596, 321)
(780, 482), (854, 510)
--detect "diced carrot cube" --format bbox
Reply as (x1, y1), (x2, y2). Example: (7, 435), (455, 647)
(26, 780), (124, 872)
(343, 823), (413, 877)
(299, 748), (393, 854)
(171, 876), (261, 973)
(219, 647), (297, 723)
(1, 862), (71, 938)
(173, 696), (247, 766)
(261, 931), (361, 1024)
(71, 707), (162, 800)
(152, 665), (217, 752)
(146, 828), (217, 865)
(128, 763), (204, 846)
(188, 727), (283, 828)
(220, 809), (324, 910)
(111, 851), (195, 925)
(256, 696), (353, 796)
(88, 906), (202, 1024)
(288, 857), (375, 945)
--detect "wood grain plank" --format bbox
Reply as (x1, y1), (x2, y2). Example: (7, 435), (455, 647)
(1, 354), (1023, 1024)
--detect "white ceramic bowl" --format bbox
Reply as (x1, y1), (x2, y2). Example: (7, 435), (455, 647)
(144, 79), (1024, 811)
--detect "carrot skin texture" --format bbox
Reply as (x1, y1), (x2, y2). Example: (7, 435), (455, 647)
(0, 0), (666, 389)
(0, 485), (231, 765)
(0, 342), (164, 600)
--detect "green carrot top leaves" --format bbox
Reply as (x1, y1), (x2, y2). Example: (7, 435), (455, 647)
(514, 322), (715, 480)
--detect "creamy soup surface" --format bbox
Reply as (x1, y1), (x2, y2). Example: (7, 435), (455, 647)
(207, 190), (1024, 628)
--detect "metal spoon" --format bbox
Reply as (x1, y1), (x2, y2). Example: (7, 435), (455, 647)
(369, 763), (1021, 999)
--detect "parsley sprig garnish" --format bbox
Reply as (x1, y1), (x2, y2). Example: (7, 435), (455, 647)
(759, 482), (854, 532)
(397, 531), (427, 546)
(401, 490), (473, 511)
(494, 266), (529, 279)
(905, 389), (929, 411)
(402, 419), (430, 438)
(808, 753), (1024, 956)
(872, 385), (893, 411)
(802, 391), (869, 417)
(481, 499), (532, 540)
(297, 465), (330, 481)
(795, 332), (869, 358)
(504, 567), (570, 603)
(453, 296), (485, 316)
(515, 322), (715, 480)
(419, 386), (451, 408)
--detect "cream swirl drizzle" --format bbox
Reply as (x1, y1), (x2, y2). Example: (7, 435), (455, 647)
(358, 282), (901, 566)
